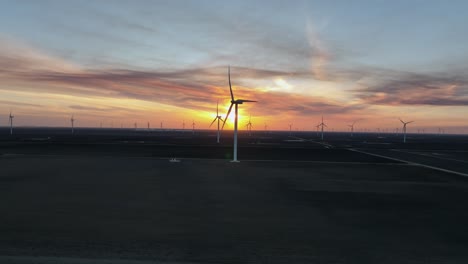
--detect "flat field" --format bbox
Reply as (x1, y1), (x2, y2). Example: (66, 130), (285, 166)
(1, 128), (468, 263)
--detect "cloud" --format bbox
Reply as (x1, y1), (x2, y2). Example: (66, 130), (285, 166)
(0, 36), (367, 118)
(68, 105), (132, 112)
(353, 71), (468, 106)
(0, 100), (43, 108)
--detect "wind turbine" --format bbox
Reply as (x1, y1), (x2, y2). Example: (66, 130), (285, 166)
(134, 122), (137, 129)
(147, 122), (150, 130)
(399, 118), (414, 143)
(288, 123), (293, 136)
(182, 120), (185, 130)
(70, 115), (75, 134)
(192, 120), (195, 135)
(318, 116), (327, 140)
(222, 66), (257, 162)
(348, 120), (358, 137)
(9, 111), (14, 135)
(209, 100), (224, 143)
(245, 115), (253, 136)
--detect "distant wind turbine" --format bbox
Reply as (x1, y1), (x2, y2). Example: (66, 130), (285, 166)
(222, 66), (257, 162)
(182, 120), (185, 130)
(288, 123), (293, 136)
(147, 122), (150, 130)
(192, 120), (195, 134)
(209, 100), (224, 143)
(134, 122), (137, 129)
(399, 118), (414, 143)
(318, 116), (327, 140)
(245, 115), (253, 136)
(9, 111), (14, 135)
(348, 120), (359, 137)
(70, 115), (75, 134)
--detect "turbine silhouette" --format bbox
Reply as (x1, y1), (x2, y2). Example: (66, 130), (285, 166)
(318, 116), (327, 140)
(245, 115), (253, 136)
(348, 120), (359, 137)
(209, 100), (224, 143)
(9, 111), (14, 135)
(70, 115), (75, 134)
(399, 118), (414, 143)
(222, 66), (257, 162)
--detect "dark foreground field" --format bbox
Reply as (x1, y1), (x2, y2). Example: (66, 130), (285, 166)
(1, 128), (468, 263)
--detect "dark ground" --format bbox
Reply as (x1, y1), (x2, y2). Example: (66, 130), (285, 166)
(1, 128), (468, 263)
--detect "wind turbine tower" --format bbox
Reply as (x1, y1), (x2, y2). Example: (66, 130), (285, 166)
(9, 111), (14, 135)
(289, 123), (293, 136)
(348, 120), (358, 137)
(70, 115), (75, 134)
(318, 116), (327, 140)
(192, 120), (195, 135)
(246, 115), (253, 136)
(209, 100), (224, 143)
(399, 118), (414, 143)
(222, 66), (257, 162)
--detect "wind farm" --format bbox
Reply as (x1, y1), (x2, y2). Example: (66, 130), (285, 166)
(2, 1), (468, 263)
(2, 111), (468, 264)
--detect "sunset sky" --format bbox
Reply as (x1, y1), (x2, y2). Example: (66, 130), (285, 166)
(1, 0), (468, 133)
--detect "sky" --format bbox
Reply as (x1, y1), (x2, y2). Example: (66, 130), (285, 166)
(1, 0), (468, 133)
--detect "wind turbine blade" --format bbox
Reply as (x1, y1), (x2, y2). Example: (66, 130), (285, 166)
(222, 103), (234, 130)
(216, 100), (219, 116)
(209, 117), (217, 128)
(407, 121), (414, 124)
(228, 66), (234, 101)
(237, 99), (257, 103)
(398, 118), (404, 124)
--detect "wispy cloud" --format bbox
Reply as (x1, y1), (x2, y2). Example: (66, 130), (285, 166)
(0, 38), (361, 118)
(0, 100), (43, 108)
(353, 70), (468, 106)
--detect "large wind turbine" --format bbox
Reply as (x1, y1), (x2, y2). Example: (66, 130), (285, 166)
(9, 111), (14, 135)
(318, 116), (327, 140)
(209, 100), (224, 143)
(399, 118), (414, 143)
(222, 66), (257, 162)
(70, 115), (75, 134)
